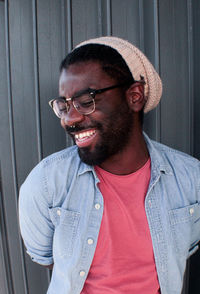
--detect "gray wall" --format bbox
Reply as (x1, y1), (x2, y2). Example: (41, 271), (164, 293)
(0, 0), (199, 293)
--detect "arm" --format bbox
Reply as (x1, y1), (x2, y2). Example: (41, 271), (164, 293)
(18, 162), (54, 267)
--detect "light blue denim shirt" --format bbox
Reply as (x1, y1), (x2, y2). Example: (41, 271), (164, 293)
(19, 134), (200, 294)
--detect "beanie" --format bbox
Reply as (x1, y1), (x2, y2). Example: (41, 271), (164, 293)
(76, 36), (162, 113)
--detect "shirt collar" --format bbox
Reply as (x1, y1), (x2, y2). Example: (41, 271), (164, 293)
(143, 132), (173, 175)
(77, 132), (173, 177)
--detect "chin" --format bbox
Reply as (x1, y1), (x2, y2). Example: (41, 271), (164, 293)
(78, 146), (108, 166)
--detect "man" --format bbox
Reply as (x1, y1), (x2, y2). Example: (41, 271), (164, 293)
(19, 36), (200, 294)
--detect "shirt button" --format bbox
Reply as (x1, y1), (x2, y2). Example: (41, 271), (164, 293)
(95, 203), (100, 210)
(87, 238), (94, 245)
(79, 270), (86, 277)
(57, 209), (61, 216)
(189, 208), (194, 215)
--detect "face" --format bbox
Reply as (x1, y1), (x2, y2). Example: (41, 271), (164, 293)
(59, 61), (134, 166)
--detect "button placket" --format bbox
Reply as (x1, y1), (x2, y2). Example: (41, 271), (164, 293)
(79, 270), (85, 277)
(95, 203), (100, 210)
(189, 208), (194, 215)
(56, 209), (61, 216)
(148, 200), (152, 208)
(87, 238), (94, 245)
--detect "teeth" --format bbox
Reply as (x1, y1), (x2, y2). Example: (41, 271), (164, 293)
(75, 130), (96, 140)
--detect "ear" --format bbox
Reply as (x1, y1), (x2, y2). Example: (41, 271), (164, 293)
(126, 82), (146, 112)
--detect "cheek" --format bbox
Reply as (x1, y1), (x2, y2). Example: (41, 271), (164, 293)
(94, 95), (125, 118)
(90, 104), (115, 121)
(87, 112), (107, 129)
(92, 103), (122, 123)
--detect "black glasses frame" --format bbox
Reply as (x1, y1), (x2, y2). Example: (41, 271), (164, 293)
(49, 78), (145, 117)
(49, 83), (128, 117)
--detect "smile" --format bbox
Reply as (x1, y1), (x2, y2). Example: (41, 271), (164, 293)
(73, 129), (97, 148)
(75, 129), (96, 140)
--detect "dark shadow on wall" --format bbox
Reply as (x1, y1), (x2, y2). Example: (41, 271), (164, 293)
(188, 246), (200, 294)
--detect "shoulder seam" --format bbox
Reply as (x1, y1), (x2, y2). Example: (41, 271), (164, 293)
(42, 146), (78, 166)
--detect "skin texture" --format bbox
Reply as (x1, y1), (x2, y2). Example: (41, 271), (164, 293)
(59, 61), (149, 175)
(45, 61), (149, 270)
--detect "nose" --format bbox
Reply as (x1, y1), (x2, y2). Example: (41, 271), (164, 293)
(61, 103), (85, 128)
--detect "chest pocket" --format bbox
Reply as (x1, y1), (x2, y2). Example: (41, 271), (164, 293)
(169, 203), (200, 257)
(49, 207), (80, 258)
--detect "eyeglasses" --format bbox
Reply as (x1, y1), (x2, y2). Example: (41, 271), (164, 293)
(49, 83), (128, 118)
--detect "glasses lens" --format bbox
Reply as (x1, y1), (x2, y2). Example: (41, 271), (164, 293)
(52, 98), (68, 118)
(73, 94), (95, 115)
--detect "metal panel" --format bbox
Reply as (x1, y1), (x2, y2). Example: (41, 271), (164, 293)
(188, 1), (200, 293)
(2, 1), (28, 293)
(37, 0), (67, 158)
(32, 0), (42, 162)
(193, 1), (200, 160)
(105, 0), (112, 35)
(0, 186), (13, 294)
(3, 0), (50, 293)
(143, 0), (161, 141)
(0, 0), (200, 293)
(111, 0), (141, 46)
(71, 0), (99, 46)
(0, 5), (13, 293)
(159, 0), (192, 154)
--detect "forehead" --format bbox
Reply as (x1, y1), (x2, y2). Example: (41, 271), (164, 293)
(59, 61), (115, 96)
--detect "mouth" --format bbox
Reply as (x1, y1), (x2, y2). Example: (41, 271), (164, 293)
(73, 129), (97, 148)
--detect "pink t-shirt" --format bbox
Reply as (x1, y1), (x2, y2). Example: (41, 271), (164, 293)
(81, 159), (160, 294)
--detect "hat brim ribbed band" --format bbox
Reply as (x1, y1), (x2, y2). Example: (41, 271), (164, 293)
(76, 36), (162, 113)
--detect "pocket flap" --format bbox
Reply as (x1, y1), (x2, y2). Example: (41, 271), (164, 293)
(49, 207), (80, 227)
(48, 207), (80, 258)
(169, 202), (200, 225)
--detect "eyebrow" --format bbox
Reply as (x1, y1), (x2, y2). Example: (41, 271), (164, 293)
(72, 88), (94, 98)
(59, 88), (94, 100)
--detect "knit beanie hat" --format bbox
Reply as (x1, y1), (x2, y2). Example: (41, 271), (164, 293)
(76, 36), (162, 113)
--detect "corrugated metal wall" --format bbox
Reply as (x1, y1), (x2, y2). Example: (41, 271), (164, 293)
(0, 0), (199, 293)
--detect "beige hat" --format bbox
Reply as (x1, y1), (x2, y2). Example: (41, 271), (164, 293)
(76, 36), (162, 113)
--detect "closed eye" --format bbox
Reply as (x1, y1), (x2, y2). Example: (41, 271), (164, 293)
(79, 100), (94, 107)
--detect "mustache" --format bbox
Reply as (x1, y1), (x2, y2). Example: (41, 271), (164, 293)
(65, 123), (102, 134)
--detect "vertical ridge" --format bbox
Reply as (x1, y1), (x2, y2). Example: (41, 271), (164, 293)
(66, 0), (73, 52)
(65, 0), (73, 147)
(106, 0), (112, 35)
(97, 0), (103, 36)
(139, 0), (144, 52)
(5, 1), (29, 293)
(153, 0), (161, 142)
(32, 0), (43, 162)
(0, 166), (13, 294)
(187, 0), (194, 156)
(61, 0), (67, 57)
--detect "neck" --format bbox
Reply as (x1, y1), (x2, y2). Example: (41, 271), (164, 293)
(99, 130), (149, 175)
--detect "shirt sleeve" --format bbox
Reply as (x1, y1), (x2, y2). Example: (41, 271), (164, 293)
(18, 163), (54, 266)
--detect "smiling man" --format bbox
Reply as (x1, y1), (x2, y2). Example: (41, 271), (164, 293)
(19, 37), (200, 294)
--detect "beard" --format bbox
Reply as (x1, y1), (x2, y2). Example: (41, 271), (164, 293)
(66, 100), (134, 166)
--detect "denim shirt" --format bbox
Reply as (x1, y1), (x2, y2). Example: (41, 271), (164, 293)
(19, 134), (200, 294)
